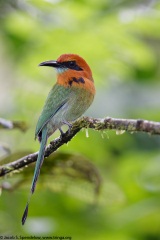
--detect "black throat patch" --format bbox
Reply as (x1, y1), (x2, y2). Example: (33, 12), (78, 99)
(68, 77), (85, 86)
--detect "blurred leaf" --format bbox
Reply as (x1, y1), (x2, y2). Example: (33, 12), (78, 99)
(0, 151), (104, 208)
(21, 152), (102, 199)
(0, 143), (11, 155)
(12, 120), (28, 132)
(139, 156), (160, 192)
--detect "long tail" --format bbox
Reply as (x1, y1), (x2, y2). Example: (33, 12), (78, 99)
(22, 126), (48, 225)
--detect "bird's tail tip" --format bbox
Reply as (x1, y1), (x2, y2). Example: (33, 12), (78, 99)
(22, 202), (29, 225)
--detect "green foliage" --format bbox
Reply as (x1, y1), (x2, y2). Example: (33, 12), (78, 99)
(0, 0), (160, 238)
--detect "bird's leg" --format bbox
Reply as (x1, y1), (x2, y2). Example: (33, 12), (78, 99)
(59, 122), (72, 138)
(59, 127), (65, 138)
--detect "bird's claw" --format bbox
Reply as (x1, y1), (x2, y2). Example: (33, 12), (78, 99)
(64, 121), (72, 135)
(59, 128), (65, 138)
(59, 121), (72, 138)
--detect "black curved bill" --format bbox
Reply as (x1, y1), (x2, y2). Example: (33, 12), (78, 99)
(38, 60), (61, 68)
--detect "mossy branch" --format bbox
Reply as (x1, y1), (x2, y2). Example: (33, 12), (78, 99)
(0, 116), (160, 177)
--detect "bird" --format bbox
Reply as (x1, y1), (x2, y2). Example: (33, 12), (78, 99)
(21, 53), (95, 225)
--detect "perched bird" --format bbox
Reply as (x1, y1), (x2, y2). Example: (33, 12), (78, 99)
(22, 53), (95, 225)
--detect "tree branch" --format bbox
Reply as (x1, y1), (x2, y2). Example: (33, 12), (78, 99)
(0, 118), (28, 132)
(0, 116), (160, 177)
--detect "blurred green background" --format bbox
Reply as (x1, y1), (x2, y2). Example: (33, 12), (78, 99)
(0, 0), (160, 239)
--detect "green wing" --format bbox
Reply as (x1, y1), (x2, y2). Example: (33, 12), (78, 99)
(35, 84), (71, 139)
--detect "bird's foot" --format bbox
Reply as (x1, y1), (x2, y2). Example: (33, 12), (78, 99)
(59, 128), (65, 138)
(59, 122), (72, 138)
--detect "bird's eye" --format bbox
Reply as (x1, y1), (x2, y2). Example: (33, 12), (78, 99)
(62, 60), (82, 71)
(68, 61), (76, 68)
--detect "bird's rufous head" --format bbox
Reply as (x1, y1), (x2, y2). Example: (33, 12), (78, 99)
(39, 53), (93, 82)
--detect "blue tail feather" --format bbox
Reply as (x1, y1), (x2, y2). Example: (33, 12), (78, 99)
(31, 126), (48, 193)
(22, 126), (48, 225)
